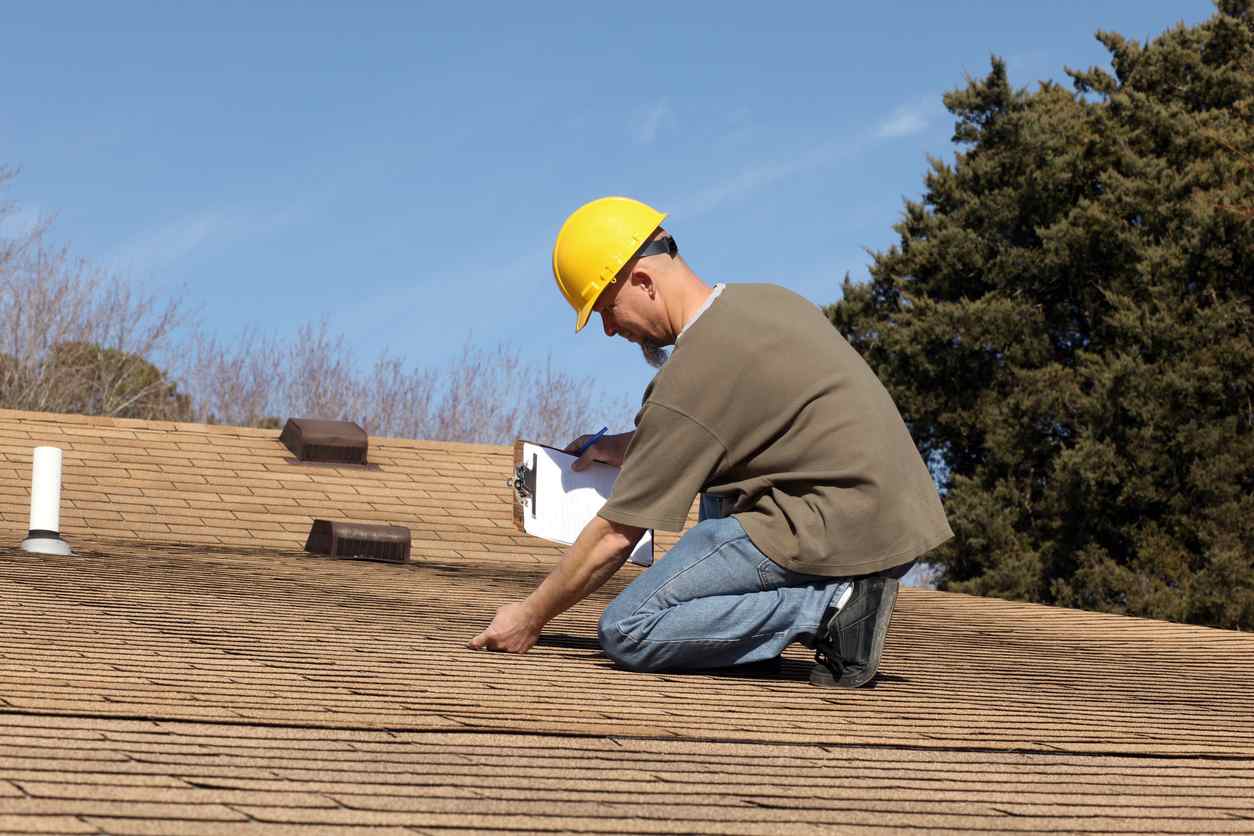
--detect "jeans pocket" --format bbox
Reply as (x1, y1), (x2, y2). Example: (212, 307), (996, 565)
(756, 557), (791, 592)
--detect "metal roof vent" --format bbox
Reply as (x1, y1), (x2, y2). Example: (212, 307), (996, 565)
(280, 418), (368, 465)
(304, 519), (411, 564)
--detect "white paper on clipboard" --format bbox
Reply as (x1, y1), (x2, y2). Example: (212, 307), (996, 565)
(514, 441), (653, 566)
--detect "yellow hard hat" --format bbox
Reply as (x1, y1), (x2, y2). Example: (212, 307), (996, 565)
(552, 196), (667, 332)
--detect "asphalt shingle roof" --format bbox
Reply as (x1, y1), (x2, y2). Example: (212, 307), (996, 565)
(1, 407), (1252, 834)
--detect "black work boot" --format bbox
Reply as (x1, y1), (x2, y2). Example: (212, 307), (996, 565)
(809, 576), (900, 689)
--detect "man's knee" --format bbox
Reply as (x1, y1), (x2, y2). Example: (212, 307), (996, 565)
(596, 612), (629, 667)
(597, 602), (637, 668)
(597, 605), (660, 672)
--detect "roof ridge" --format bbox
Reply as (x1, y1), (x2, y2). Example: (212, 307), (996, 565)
(0, 407), (508, 452)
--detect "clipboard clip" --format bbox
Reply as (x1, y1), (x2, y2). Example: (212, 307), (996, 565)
(506, 452), (538, 517)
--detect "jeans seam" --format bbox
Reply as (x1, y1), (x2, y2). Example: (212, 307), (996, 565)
(756, 558), (778, 592)
(616, 533), (751, 639)
(627, 627), (797, 646)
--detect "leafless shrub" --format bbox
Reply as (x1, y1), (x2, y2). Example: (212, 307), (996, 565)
(425, 342), (623, 444)
(2, 171), (633, 443)
(520, 359), (612, 446)
(183, 323), (632, 445)
(182, 326), (285, 428)
(0, 170), (187, 420)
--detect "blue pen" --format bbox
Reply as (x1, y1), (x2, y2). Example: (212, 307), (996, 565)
(575, 426), (609, 458)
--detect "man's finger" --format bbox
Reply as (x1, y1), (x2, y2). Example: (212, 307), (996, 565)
(571, 447), (596, 472)
(467, 630), (491, 650)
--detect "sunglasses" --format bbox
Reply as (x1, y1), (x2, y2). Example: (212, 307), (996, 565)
(632, 236), (679, 259)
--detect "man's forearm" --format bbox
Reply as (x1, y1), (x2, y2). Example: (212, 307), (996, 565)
(523, 516), (642, 624)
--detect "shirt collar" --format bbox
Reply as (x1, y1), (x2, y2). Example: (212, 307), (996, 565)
(676, 283), (726, 342)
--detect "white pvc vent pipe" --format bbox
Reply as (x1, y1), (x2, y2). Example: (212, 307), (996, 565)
(20, 446), (73, 555)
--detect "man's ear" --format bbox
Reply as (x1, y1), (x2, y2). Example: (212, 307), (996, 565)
(629, 269), (656, 298)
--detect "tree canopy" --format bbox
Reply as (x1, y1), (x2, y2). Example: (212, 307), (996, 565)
(829, 0), (1253, 629)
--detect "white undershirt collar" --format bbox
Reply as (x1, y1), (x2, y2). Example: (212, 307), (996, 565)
(676, 283), (726, 342)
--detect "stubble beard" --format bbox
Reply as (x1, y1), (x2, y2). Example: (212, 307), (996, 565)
(641, 341), (669, 369)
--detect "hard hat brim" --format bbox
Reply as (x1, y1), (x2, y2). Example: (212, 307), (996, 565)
(575, 298), (596, 333)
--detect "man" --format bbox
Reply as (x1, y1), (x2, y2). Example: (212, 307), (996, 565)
(469, 196), (952, 688)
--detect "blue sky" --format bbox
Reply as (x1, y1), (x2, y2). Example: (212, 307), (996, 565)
(1, 1), (1215, 432)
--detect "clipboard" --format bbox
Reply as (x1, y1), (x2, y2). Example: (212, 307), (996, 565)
(508, 439), (654, 566)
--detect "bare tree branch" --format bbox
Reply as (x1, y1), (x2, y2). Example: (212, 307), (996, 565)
(2, 170), (634, 442)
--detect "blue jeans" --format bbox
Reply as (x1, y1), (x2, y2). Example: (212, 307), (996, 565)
(598, 495), (850, 672)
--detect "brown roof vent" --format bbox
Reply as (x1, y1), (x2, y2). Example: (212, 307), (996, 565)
(280, 418), (368, 465)
(304, 519), (411, 564)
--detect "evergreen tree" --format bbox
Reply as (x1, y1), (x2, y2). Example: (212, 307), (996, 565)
(829, 0), (1253, 629)
(1, 342), (192, 422)
(44, 341), (192, 421)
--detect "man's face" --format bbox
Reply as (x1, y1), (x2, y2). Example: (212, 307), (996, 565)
(593, 277), (669, 368)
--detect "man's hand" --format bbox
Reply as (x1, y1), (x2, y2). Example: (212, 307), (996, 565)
(565, 430), (634, 471)
(468, 518), (643, 654)
(467, 601), (543, 654)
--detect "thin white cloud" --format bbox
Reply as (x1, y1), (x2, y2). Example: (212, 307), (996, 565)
(672, 134), (874, 219)
(876, 102), (932, 139)
(107, 203), (304, 278)
(631, 100), (673, 145)
(674, 96), (941, 218)
(348, 94), (942, 341)
(111, 210), (226, 274)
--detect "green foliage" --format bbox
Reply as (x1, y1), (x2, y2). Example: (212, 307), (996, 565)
(1, 341), (192, 422)
(45, 341), (192, 420)
(828, 1), (1254, 629)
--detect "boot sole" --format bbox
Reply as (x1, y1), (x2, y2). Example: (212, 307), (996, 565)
(809, 578), (899, 689)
